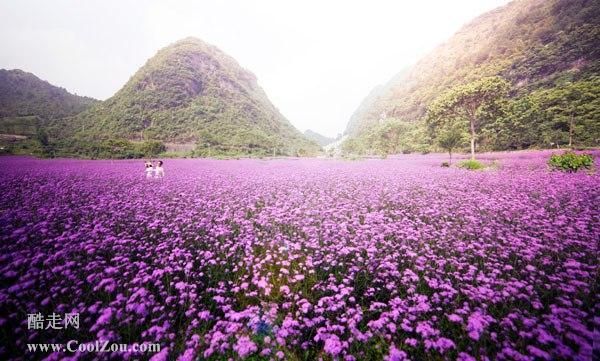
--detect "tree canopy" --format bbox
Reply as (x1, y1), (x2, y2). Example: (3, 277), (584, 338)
(427, 76), (510, 159)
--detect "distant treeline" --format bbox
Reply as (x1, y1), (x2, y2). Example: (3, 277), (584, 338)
(343, 76), (599, 156)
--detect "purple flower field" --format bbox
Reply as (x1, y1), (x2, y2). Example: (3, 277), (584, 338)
(0, 151), (598, 360)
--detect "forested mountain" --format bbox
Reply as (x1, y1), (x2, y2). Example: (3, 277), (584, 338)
(0, 69), (96, 121)
(303, 129), (335, 147)
(57, 37), (319, 157)
(344, 69), (408, 136)
(2, 38), (319, 158)
(344, 0), (600, 155)
(0, 69), (98, 155)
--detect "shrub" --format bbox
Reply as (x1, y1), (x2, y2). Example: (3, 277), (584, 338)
(548, 152), (593, 172)
(136, 140), (167, 157)
(458, 159), (485, 170)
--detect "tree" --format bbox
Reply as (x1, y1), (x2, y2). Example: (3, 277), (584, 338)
(33, 126), (54, 157)
(436, 124), (467, 165)
(367, 120), (409, 155)
(427, 76), (509, 159)
(349, 119), (432, 156)
(483, 94), (545, 150)
(34, 127), (49, 147)
(531, 78), (600, 148)
(341, 137), (366, 156)
(137, 140), (166, 156)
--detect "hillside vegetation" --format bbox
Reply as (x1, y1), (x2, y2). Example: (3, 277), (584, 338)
(0, 69), (97, 120)
(0, 69), (98, 156)
(344, 0), (600, 156)
(57, 37), (319, 158)
(1, 38), (319, 158)
(304, 129), (336, 147)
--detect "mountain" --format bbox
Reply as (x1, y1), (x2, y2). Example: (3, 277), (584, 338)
(0, 69), (97, 154)
(303, 129), (335, 147)
(345, 0), (600, 152)
(344, 69), (408, 136)
(0, 69), (96, 120)
(61, 37), (319, 157)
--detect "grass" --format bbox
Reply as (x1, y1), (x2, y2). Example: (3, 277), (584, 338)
(458, 159), (485, 170)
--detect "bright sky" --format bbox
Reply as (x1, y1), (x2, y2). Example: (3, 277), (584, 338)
(0, 0), (510, 138)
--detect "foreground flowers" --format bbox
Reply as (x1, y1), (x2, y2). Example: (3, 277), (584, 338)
(0, 151), (598, 360)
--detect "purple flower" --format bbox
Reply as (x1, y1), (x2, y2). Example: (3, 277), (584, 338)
(323, 335), (343, 356)
(386, 345), (408, 361)
(0, 151), (597, 360)
(467, 311), (490, 341)
(234, 336), (257, 358)
(447, 314), (462, 323)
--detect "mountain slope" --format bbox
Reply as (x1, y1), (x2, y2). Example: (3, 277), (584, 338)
(67, 37), (319, 156)
(346, 0), (600, 149)
(0, 69), (97, 120)
(344, 69), (408, 136)
(303, 129), (335, 147)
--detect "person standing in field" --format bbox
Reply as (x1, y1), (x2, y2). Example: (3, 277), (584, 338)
(154, 160), (165, 179)
(145, 161), (154, 179)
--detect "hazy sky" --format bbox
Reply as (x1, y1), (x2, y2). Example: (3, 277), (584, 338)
(0, 0), (510, 138)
